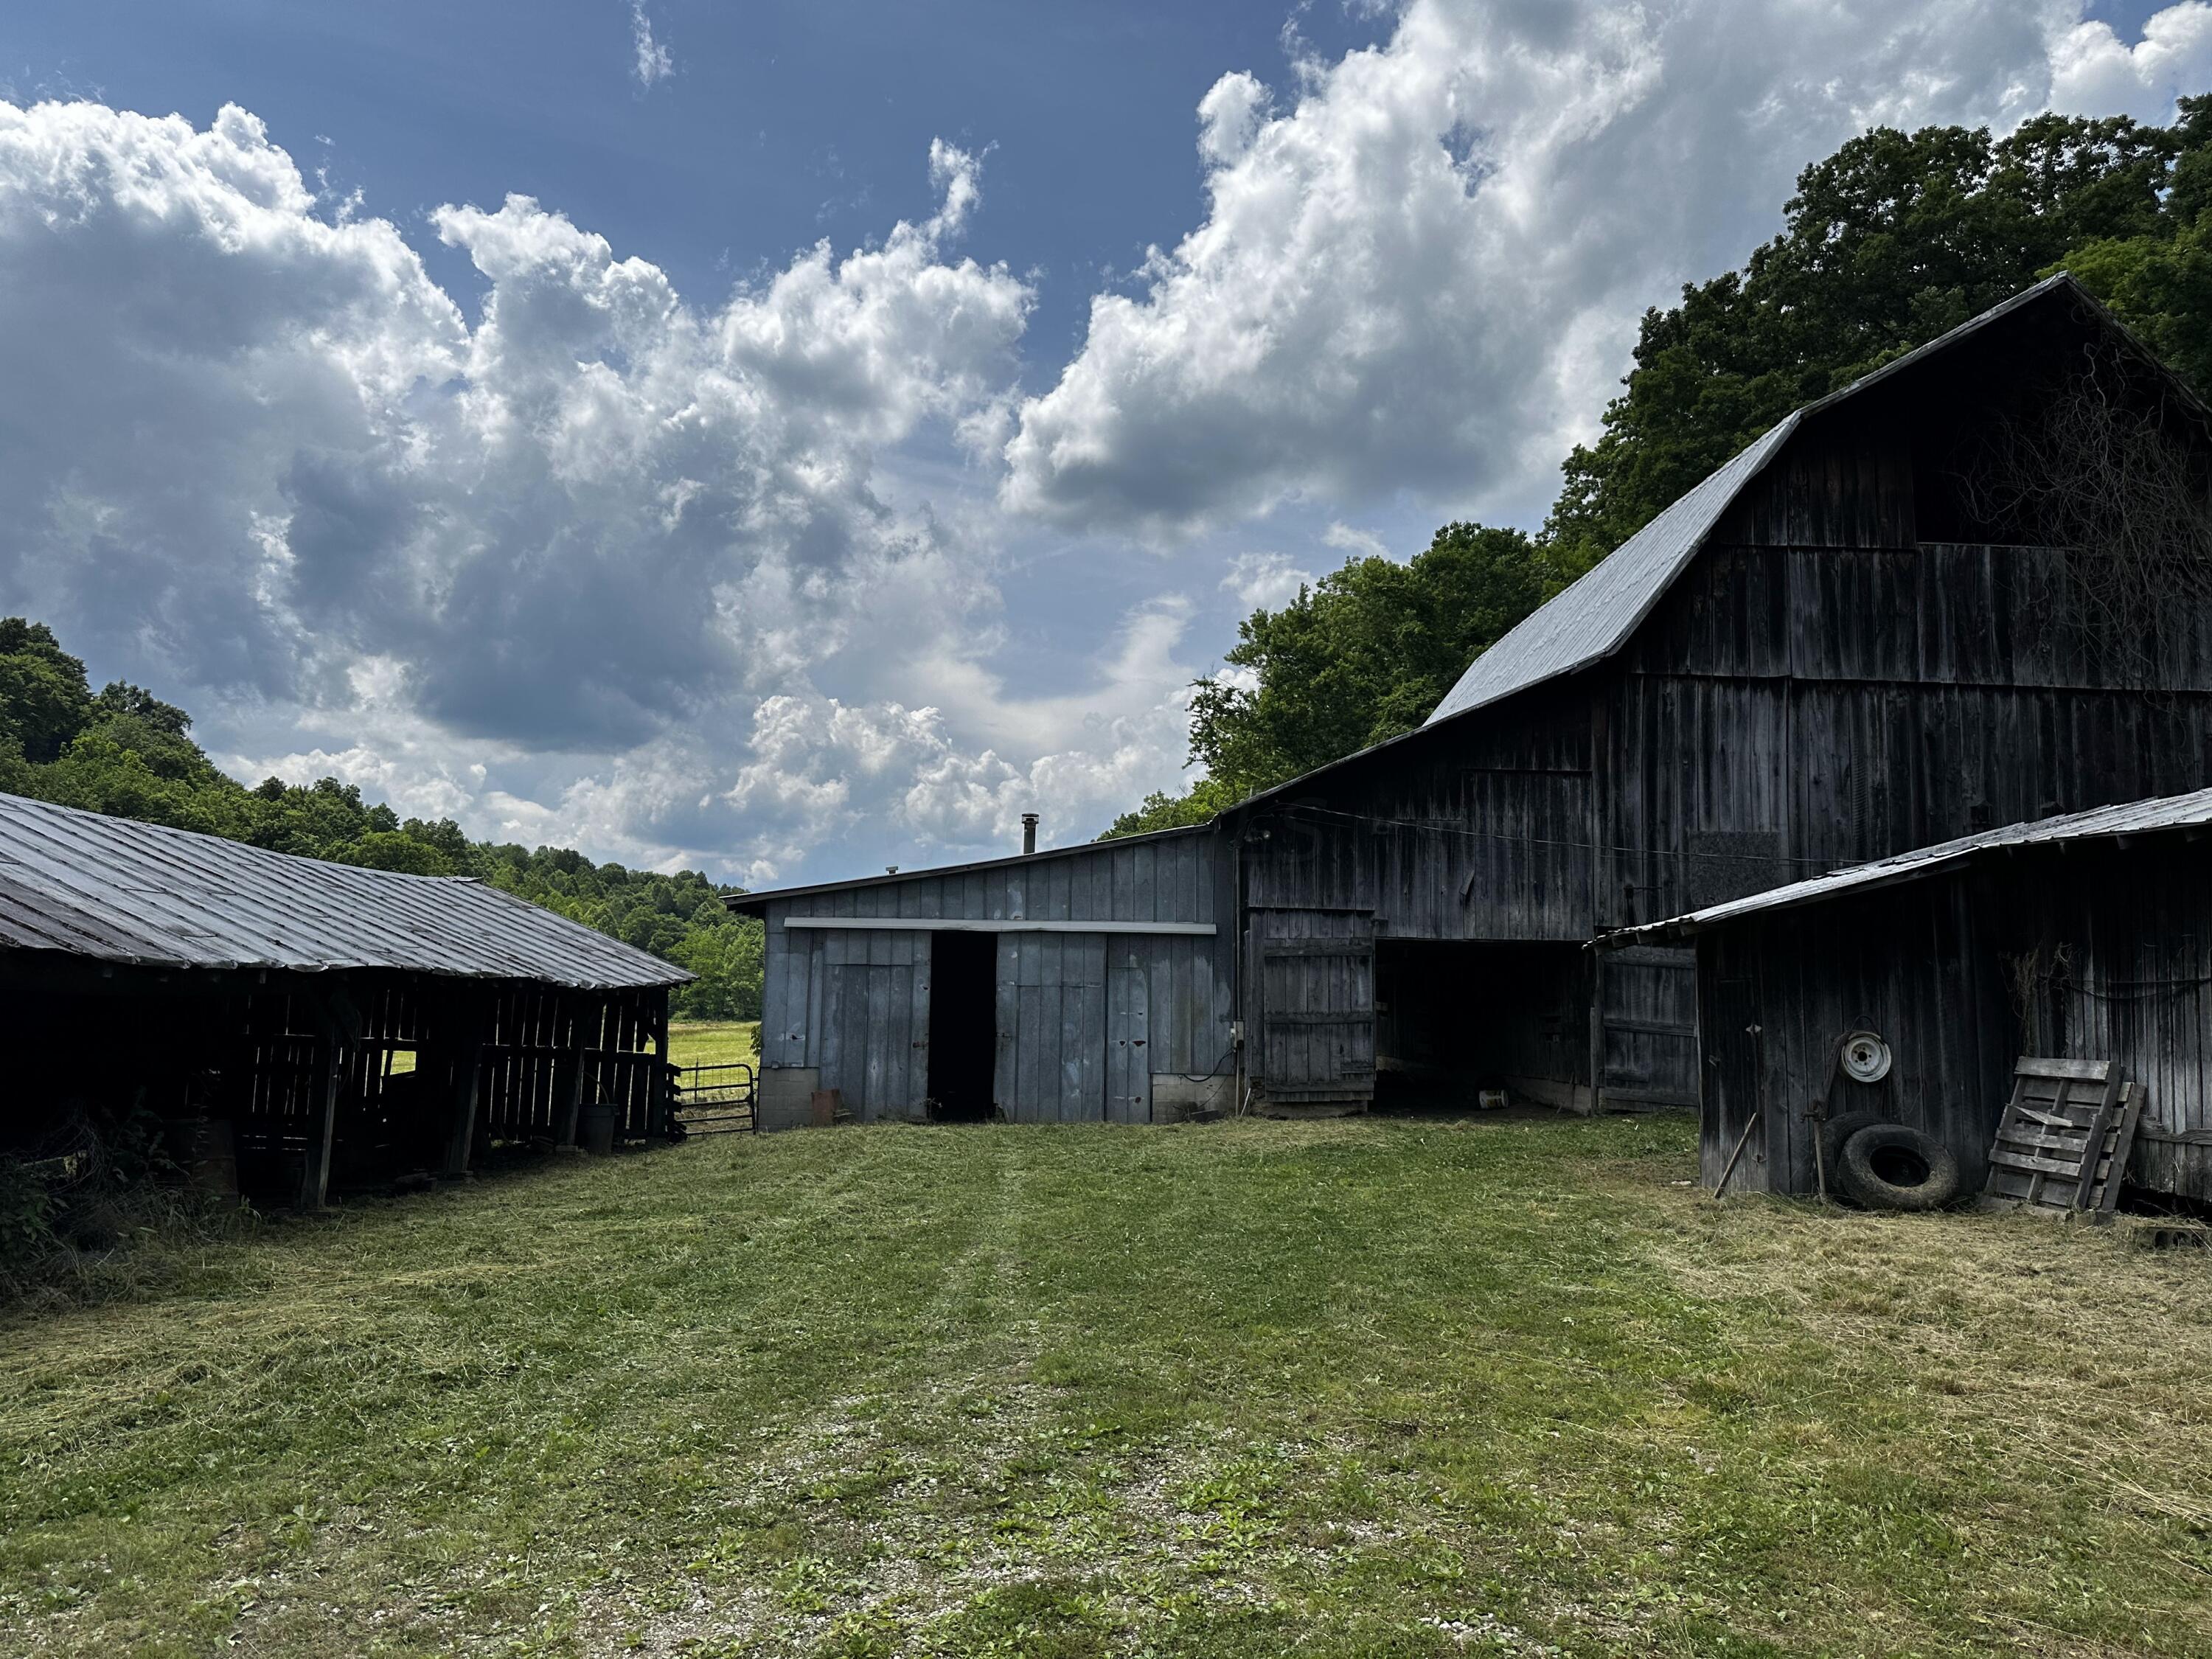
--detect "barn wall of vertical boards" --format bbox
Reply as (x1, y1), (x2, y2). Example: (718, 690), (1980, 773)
(1689, 832), (2212, 1204)
(756, 827), (1237, 1124)
(1223, 288), (2212, 1113)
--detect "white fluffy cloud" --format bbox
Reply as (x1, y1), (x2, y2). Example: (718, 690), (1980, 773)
(0, 100), (1093, 876)
(1, 2), (2206, 884)
(1221, 552), (1314, 611)
(2051, 4), (2212, 118)
(999, 0), (2177, 535)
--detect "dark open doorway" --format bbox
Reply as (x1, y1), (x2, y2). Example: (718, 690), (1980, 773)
(1374, 940), (1590, 1113)
(927, 931), (997, 1121)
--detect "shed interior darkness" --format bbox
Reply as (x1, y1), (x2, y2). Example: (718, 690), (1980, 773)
(1374, 941), (1588, 1110)
(926, 931), (997, 1121)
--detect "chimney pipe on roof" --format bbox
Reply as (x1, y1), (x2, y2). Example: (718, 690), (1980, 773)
(1021, 812), (1039, 856)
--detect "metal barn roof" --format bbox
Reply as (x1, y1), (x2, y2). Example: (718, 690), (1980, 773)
(726, 821), (1211, 914)
(1604, 785), (2212, 947)
(1425, 416), (1801, 724)
(0, 791), (688, 987)
(1425, 274), (2090, 728)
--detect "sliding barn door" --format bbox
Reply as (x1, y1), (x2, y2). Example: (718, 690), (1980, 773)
(1248, 905), (1377, 1107)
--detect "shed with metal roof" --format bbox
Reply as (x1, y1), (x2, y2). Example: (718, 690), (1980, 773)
(1, 792), (688, 1207)
(729, 823), (1237, 1129)
(1601, 786), (2212, 1203)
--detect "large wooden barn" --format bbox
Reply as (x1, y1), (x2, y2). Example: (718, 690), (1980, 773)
(1, 792), (686, 1205)
(738, 274), (2212, 1126)
(1218, 272), (2212, 1113)
(1603, 787), (2212, 1204)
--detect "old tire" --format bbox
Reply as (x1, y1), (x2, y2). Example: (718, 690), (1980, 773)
(1819, 1110), (1885, 1177)
(1837, 1124), (1960, 1212)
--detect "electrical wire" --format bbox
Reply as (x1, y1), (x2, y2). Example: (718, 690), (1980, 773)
(1262, 800), (1840, 869)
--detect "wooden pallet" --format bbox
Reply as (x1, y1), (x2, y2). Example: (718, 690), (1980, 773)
(1980, 1058), (2143, 1222)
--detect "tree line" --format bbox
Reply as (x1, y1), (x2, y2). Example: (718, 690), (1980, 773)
(1105, 101), (2212, 837)
(0, 619), (762, 1020)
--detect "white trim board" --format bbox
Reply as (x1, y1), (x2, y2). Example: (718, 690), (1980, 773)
(779, 917), (1216, 936)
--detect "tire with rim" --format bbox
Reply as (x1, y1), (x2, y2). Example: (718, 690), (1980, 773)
(1836, 1123), (1960, 1212)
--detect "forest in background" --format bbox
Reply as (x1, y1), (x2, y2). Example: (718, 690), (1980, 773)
(0, 618), (762, 1019)
(1105, 100), (2212, 835)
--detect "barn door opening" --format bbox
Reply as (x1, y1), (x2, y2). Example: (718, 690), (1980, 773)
(1375, 941), (1587, 1111)
(927, 931), (997, 1121)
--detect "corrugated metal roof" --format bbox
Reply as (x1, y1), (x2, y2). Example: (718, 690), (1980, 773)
(726, 821), (1210, 914)
(1604, 785), (2212, 946)
(1425, 416), (1801, 724)
(1425, 274), (2089, 728)
(0, 791), (689, 987)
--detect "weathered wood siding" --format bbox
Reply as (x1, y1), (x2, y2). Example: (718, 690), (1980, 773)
(1236, 387), (2212, 1110)
(1694, 835), (2212, 1203)
(759, 830), (1235, 1123)
(1239, 684), (1596, 941)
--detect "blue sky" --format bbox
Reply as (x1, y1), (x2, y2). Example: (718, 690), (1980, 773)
(4, 2), (1393, 362)
(0, 1), (2206, 886)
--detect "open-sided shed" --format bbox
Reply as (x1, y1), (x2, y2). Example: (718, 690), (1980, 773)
(0, 792), (688, 1206)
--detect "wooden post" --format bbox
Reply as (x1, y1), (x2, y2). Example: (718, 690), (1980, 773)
(1587, 947), (1606, 1115)
(441, 992), (489, 1178)
(649, 990), (672, 1136)
(298, 1031), (342, 1209)
(557, 1038), (589, 1145)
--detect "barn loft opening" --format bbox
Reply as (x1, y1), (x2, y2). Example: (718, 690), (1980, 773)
(1374, 940), (1590, 1112)
(927, 931), (997, 1121)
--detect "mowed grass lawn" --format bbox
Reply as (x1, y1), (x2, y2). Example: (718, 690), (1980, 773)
(668, 1021), (760, 1071)
(4, 1113), (2211, 1658)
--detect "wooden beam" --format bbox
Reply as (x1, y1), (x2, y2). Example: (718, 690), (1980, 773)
(296, 1034), (342, 1208)
(440, 994), (490, 1178)
(556, 1001), (591, 1147)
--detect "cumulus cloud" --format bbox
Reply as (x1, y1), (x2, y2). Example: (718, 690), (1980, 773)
(999, 0), (2181, 536)
(0, 100), (1060, 874)
(2050, 4), (2212, 119)
(628, 1), (674, 88)
(1323, 522), (1391, 561)
(1221, 552), (1313, 611)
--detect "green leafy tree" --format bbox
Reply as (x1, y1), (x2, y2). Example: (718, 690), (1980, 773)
(1099, 776), (1241, 841)
(1186, 522), (1557, 801)
(1545, 111), (2202, 567)
(0, 619), (94, 763)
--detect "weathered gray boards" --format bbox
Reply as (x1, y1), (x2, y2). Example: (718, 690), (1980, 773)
(1214, 274), (2212, 1112)
(739, 276), (2212, 1122)
(1607, 790), (2212, 1205)
(736, 827), (1236, 1126)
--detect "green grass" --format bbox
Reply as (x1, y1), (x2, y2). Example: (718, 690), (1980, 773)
(667, 1020), (759, 1071)
(4, 1115), (2210, 1657)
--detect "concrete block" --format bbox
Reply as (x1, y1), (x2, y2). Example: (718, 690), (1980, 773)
(758, 1066), (820, 1133)
(1151, 1072), (1234, 1123)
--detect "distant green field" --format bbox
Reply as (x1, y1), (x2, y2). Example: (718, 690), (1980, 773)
(5, 1115), (2210, 1656)
(667, 1018), (759, 1071)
